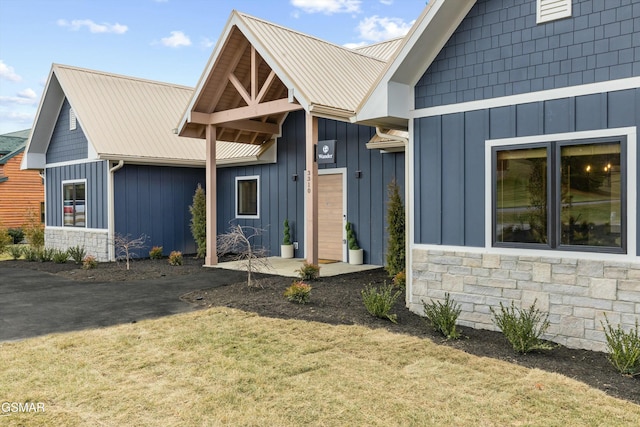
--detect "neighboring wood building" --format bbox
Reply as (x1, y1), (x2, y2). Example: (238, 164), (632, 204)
(358, 0), (640, 351)
(0, 129), (44, 228)
(22, 64), (275, 261)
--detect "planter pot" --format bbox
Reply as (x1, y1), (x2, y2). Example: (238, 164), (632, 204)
(281, 244), (294, 259)
(348, 248), (363, 265)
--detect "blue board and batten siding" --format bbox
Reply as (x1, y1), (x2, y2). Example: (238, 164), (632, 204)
(217, 110), (405, 266)
(46, 99), (88, 163)
(45, 161), (108, 229)
(113, 165), (205, 255)
(413, 0), (640, 255)
(415, 0), (640, 109)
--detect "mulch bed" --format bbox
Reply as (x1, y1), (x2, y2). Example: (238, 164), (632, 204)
(3, 258), (638, 405)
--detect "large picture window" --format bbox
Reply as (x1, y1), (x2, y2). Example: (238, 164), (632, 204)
(63, 181), (86, 227)
(493, 138), (625, 253)
(236, 176), (259, 218)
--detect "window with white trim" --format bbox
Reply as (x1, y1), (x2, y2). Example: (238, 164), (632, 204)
(537, 0), (572, 24)
(236, 176), (259, 218)
(63, 181), (86, 227)
(493, 138), (625, 253)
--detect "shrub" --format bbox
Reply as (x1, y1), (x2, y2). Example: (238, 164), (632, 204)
(284, 281), (312, 304)
(7, 227), (24, 244)
(490, 300), (553, 354)
(149, 246), (163, 260)
(168, 251), (183, 266)
(391, 270), (406, 289)
(23, 246), (39, 262)
(282, 219), (292, 245)
(189, 184), (207, 259)
(361, 282), (401, 324)
(67, 245), (87, 265)
(52, 249), (69, 264)
(7, 245), (24, 260)
(385, 179), (405, 277)
(601, 315), (640, 376)
(0, 228), (11, 254)
(296, 261), (320, 281)
(82, 255), (97, 270)
(38, 247), (54, 262)
(423, 293), (462, 339)
(24, 211), (44, 249)
(345, 222), (360, 250)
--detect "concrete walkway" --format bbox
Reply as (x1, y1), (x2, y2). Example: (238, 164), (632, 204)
(214, 256), (381, 277)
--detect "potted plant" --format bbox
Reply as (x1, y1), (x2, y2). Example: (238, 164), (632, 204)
(345, 221), (363, 265)
(281, 219), (294, 258)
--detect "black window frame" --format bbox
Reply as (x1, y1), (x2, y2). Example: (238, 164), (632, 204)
(492, 136), (626, 254)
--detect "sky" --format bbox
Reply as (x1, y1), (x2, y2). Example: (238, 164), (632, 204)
(0, 0), (426, 134)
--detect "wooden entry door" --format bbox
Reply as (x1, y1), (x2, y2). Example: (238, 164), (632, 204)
(318, 173), (344, 261)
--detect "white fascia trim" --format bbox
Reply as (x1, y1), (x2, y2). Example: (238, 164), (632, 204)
(46, 226), (108, 233)
(412, 76), (640, 118)
(45, 158), (104, 169)
(484, 126), (637, 258)
(406, 118), (415, 306)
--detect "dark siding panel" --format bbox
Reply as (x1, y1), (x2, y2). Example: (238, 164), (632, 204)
(516, 102), (544, 137)
(114, 165), (204, 256)
(489, 106), (515, 139)
(544, 98), (575, 134)
(416, 116), (442, 244)
(576, 94), (607, 131)
(46, 98), (89, 163)
(464, 109), (488, 247)
(608, 89), (638, 128)
(441, 113), (465, 245)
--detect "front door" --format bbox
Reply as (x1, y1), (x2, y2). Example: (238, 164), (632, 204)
(318, 172), (344, 261)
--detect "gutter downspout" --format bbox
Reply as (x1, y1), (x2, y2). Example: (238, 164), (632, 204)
(375, 126), (411, 306)
(108, 160), (124, 261)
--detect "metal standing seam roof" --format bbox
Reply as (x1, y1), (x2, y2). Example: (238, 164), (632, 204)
(235, 12), (390, 115)
(40, 64), (265, 165)
(354, 38), (405, 62)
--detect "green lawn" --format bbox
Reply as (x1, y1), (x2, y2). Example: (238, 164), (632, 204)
(1, 308), (638, 426)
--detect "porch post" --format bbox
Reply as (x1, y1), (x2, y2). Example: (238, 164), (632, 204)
(205, 124), (218, 266)
(305, 112), (319, 265)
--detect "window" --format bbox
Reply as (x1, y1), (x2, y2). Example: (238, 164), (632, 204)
(493, 138), (625, 253)
(236, 176), (259, 218)
(63, 181), (86, 227)
(537, 0), (572, 24)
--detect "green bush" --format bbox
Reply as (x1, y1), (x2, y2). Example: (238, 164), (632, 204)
(490, 300), (553, 354)
(284, 281), (312, 304)
(296, 261), (320, 280)
(67, 245), (86, 265)
(23, 246), (39, 262)
(52, 249), (69, 264)
(282, 219), (292, 245)
(168, 251), (183, 266)
(601, 315), (640, 376)
(0, 228), (11, 254)
(189, 184), (206, 259)
(345, 222), (360, 250)
(423, 293), (462, 339)
(149, 246), (163, 260)
(361, 282), (401, 324)
(24, 211), (44, 249)
(38, 247), (54, 262)
(7, 245), (24, 260)
(7, 228), (24, 244)
(385, 179), (405, 277)
(391, 270), (406, 289)
(82, 255), (97, 270)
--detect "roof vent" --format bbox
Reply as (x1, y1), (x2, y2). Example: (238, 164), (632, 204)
(537, 0), (572, 24)
(69, 107), (77, 131)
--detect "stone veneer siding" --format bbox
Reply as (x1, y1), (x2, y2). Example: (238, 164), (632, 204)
(45, 227), (109, 262)
(410, 249), (640, 352)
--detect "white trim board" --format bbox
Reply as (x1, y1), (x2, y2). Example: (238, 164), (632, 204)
(411, 77), (640, 118)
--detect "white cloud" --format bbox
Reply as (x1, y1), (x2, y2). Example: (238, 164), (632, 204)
(343, 41), (368, 49)
(57, 19), (128, 34)
(379, 0), (393, 4)
(161, 31), (191, 48)
(291, 0), (361, 14)
(355, 15), (414, 42)
(17, 88), (37, 100)
(0, 95), (38, 106)
(0, 111), (35, 122)
(200, 37), (215, 49)
(0, 60), (22, 82)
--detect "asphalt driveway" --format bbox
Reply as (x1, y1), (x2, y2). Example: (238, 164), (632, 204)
(0, 266), (246, 342)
